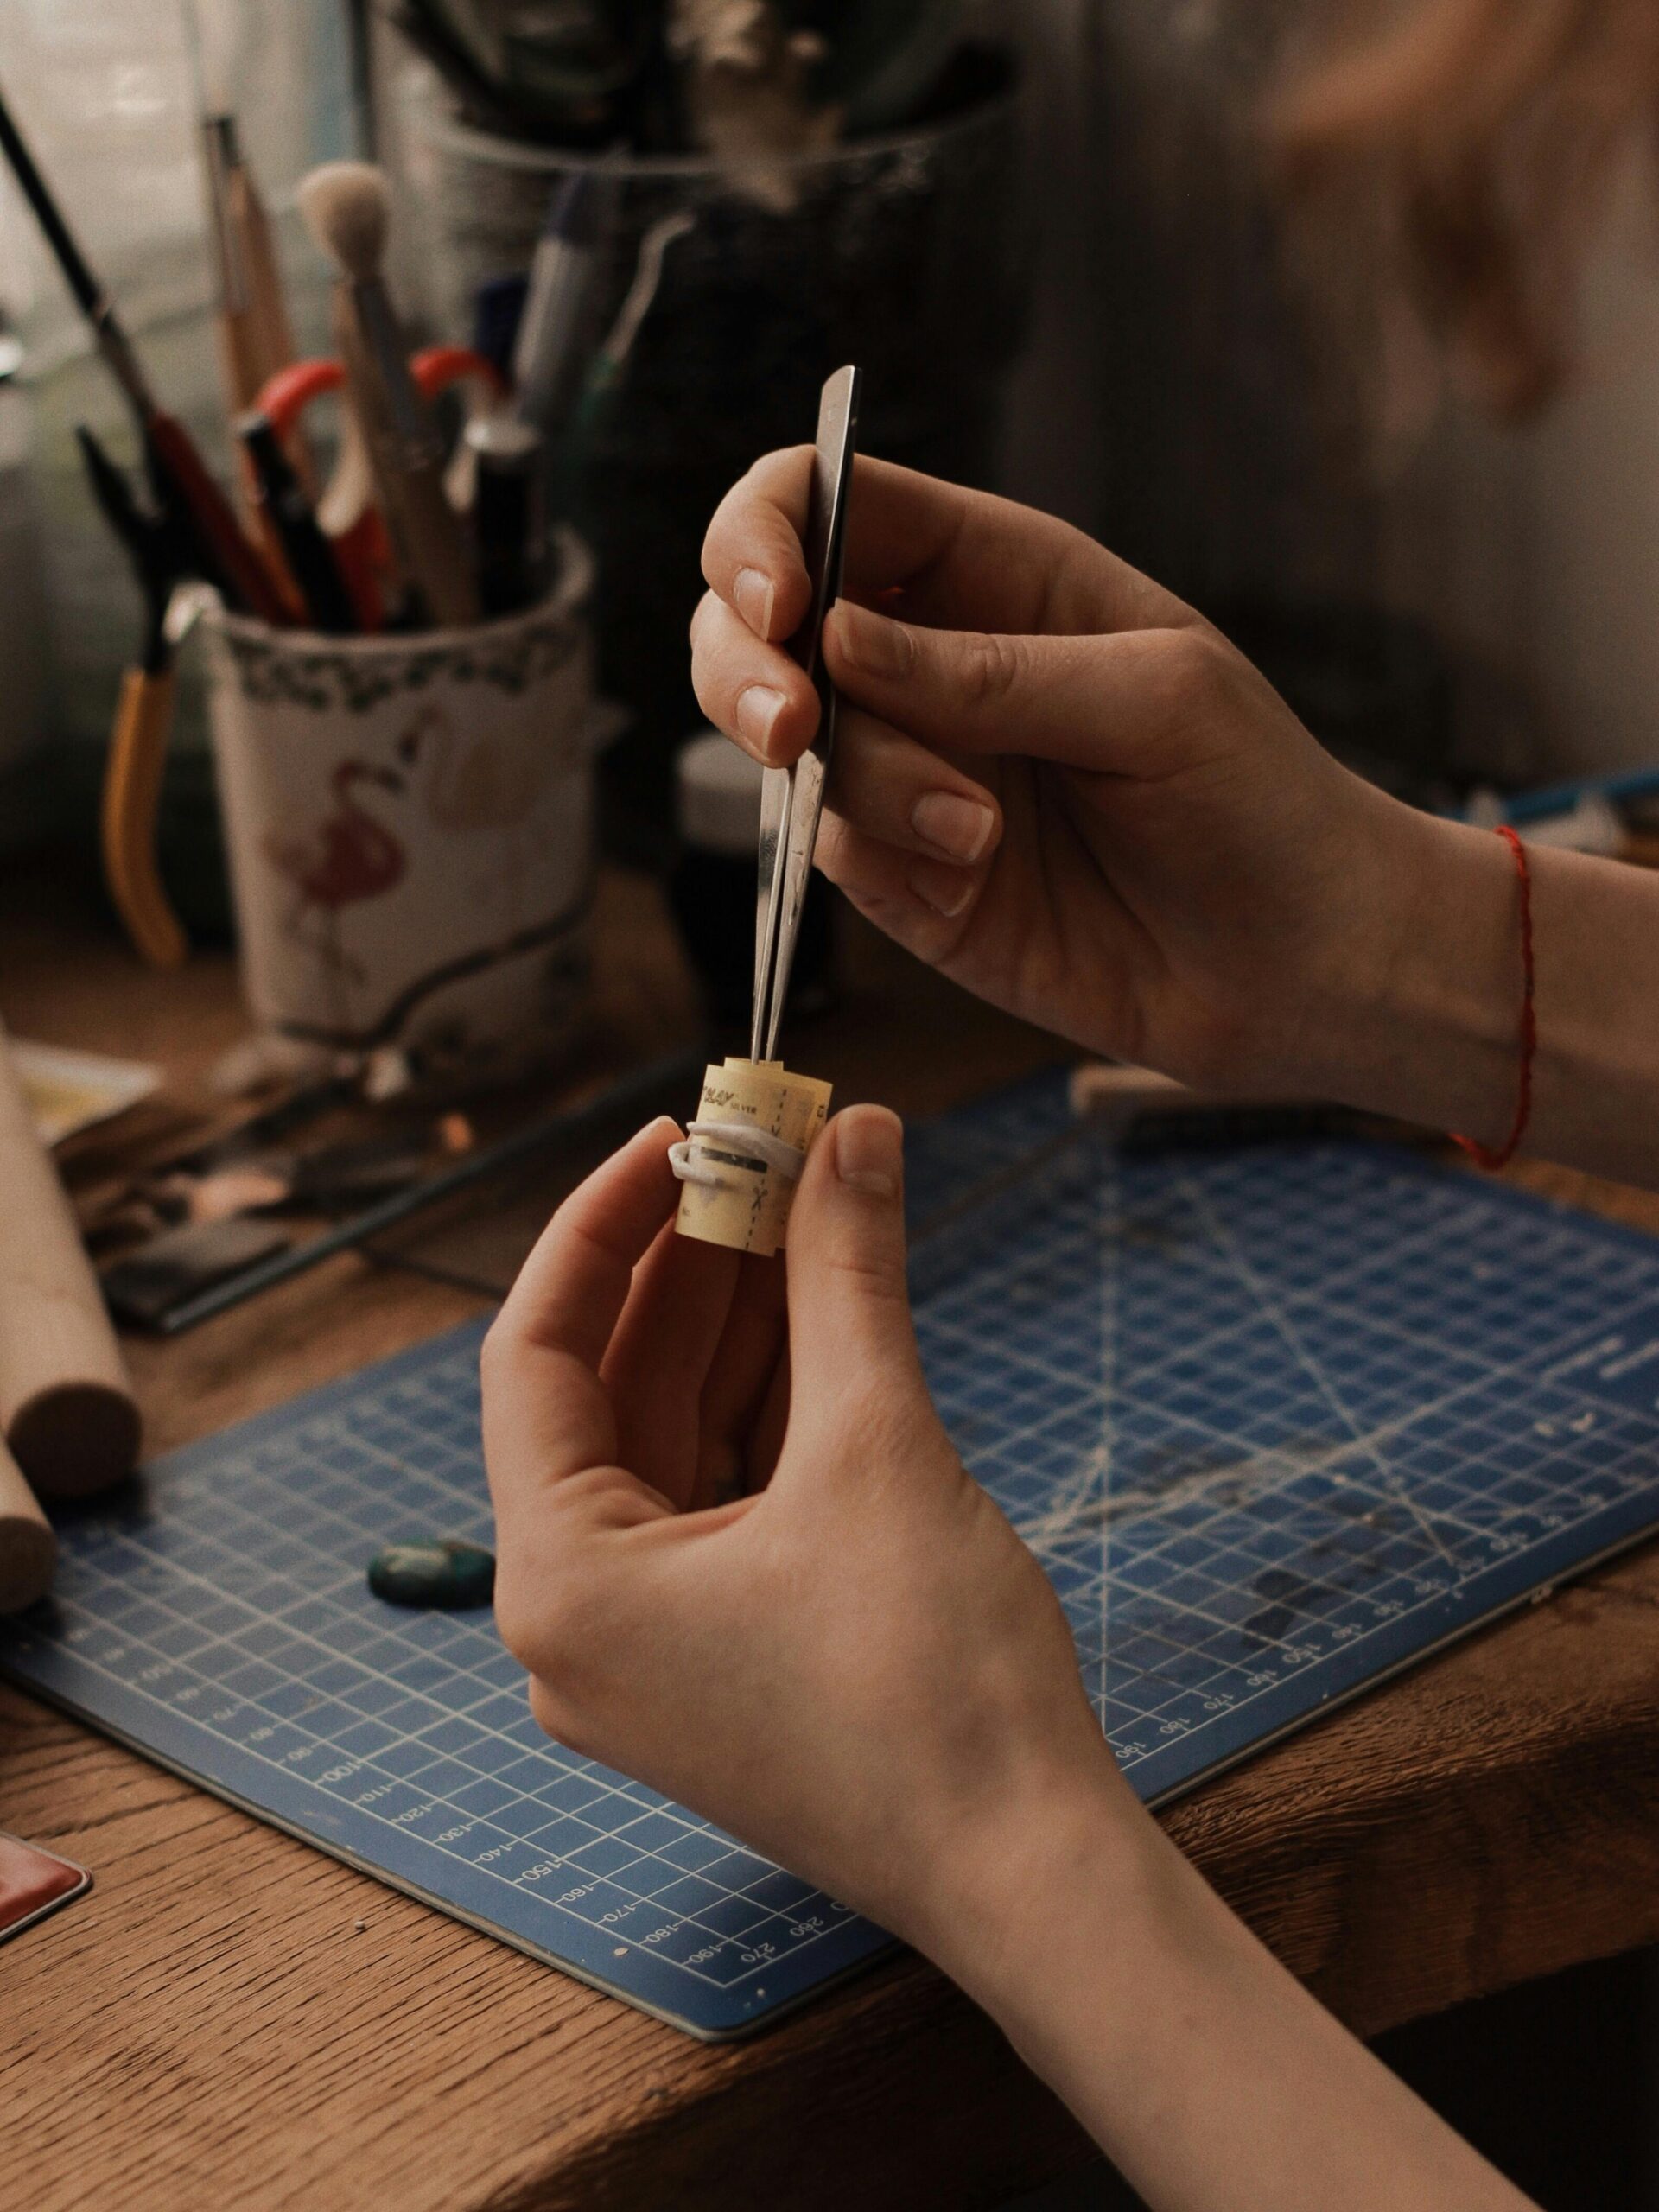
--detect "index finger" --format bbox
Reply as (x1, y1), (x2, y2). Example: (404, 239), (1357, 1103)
(702, 448), (1198, 645)
(481, 1117), (681, 1514)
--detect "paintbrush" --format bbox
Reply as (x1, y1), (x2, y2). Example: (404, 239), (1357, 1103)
(200, 113), (314, 594)
(200, 117), (303, 429)
(297, 162), (479, 628)
(182, 0), (300, 429)
(511, 173), (602, 436)
(0, 76), (289, 626)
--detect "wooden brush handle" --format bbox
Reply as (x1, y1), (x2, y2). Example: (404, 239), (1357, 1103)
(237, 174), (301, 405)
(332, 287), (480, 627)
(0, 1436), (55, 1613)
(0, 1020), (140, 1499)
(220, 162), (314, 547)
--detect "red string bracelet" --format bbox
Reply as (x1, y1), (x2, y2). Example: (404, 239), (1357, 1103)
(1452, 823), (1535, 1171)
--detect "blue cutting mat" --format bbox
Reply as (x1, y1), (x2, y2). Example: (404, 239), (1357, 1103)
(8, 1071), (1659, 2038)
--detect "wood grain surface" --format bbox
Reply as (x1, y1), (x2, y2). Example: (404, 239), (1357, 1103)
(5, 857), (1659, 2212)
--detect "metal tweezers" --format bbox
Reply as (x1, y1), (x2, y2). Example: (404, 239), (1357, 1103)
(751, 364), (861, 1064)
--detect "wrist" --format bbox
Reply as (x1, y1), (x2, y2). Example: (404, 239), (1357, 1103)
(1297, 797), (1522, 1140)
(899, 1753), (1178, 2030)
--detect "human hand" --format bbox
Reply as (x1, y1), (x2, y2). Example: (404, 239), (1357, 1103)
(481, 1106), (1135, 1955)
(690, 451), (1500, 1116)
(484, 1116), (1536, 2212)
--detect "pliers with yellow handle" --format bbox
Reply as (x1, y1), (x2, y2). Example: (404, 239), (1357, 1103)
(76, 423), (193, 969)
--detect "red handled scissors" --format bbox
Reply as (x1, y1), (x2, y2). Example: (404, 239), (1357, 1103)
(256, 345), (505, 632)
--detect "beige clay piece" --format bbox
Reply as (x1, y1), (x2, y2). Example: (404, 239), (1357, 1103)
(0, 1018), (141, 1497)
(672, 1058), (832, 1257)
(0, 1434), (55, 1613)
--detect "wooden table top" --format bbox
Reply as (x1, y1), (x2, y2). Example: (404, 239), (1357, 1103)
(7, 860), (1659, 2212)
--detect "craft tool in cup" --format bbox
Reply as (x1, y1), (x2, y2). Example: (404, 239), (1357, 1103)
(238, 410), (357, 635)
(0, 78), (289, 626)
(200, 114), (301, 422)
(197, 109), (311, 562)
(267, 344), (502, 553)
(76, 425), (193, 969)
(0, 1020), (140, 1501)
(465, 415), (548, 615)
(551, 210), (693, 518)
(297, 162), (480, 628)
(510, 173), (602, 435)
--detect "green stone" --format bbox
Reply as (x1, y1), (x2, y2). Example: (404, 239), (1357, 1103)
(367, 1538), (495, 1611)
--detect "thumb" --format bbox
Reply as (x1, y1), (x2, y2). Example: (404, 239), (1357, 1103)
(823, 596), (1222, 774)
(784, 1104), (926, 1426)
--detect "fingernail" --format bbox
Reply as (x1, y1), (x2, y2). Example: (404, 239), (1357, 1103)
(912, 791), (995, 863)
(908, 861), (976, 918)
(733, 567), (775, 638)
(836, 1105), (903, 1197)
(734, 683), (787, 755)
(830, 598), (913, 679)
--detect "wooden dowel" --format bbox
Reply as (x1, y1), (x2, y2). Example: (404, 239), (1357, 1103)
(0, 1434), (55, 1613)
(0, 1018), (140, 1497)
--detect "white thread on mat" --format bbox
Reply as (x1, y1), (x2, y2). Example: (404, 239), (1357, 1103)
(668, 1117), (808, 1192)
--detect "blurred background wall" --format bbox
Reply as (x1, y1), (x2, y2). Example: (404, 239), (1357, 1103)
(7, 0), (1659, 842)
(1001, 1), (1659, 785)
(1380, 145), (1659, 778)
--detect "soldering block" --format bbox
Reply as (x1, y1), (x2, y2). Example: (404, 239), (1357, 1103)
(673, 1058), (832, 1258)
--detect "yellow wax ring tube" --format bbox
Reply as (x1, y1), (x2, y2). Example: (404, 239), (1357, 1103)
(671, 1058), (833, 1257)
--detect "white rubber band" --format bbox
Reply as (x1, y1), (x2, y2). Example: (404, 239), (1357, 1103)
(668, 1117), (808, 1192)
(667, 1138), (723, 1189)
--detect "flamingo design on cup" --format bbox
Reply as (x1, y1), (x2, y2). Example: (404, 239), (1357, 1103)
(202, 535), (597, 1065)
(263, 759), (406, 982)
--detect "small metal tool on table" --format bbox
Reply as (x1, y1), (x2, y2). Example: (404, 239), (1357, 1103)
(751, 363), (861, 1064)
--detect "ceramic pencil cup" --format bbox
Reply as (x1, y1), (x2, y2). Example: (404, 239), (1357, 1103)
(200, 532), (603, 1079)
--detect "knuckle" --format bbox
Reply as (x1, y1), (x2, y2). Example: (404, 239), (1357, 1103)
(824, 1240), (908, 1309)
(750, 442), (812, 490)
(527, 1675), (594, 1758)
(490, 1563), (546, 1671)
(1160, 626), (1236, 716)
(958, 630), (1024, 710)
(497, 1554), (596, 1680)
